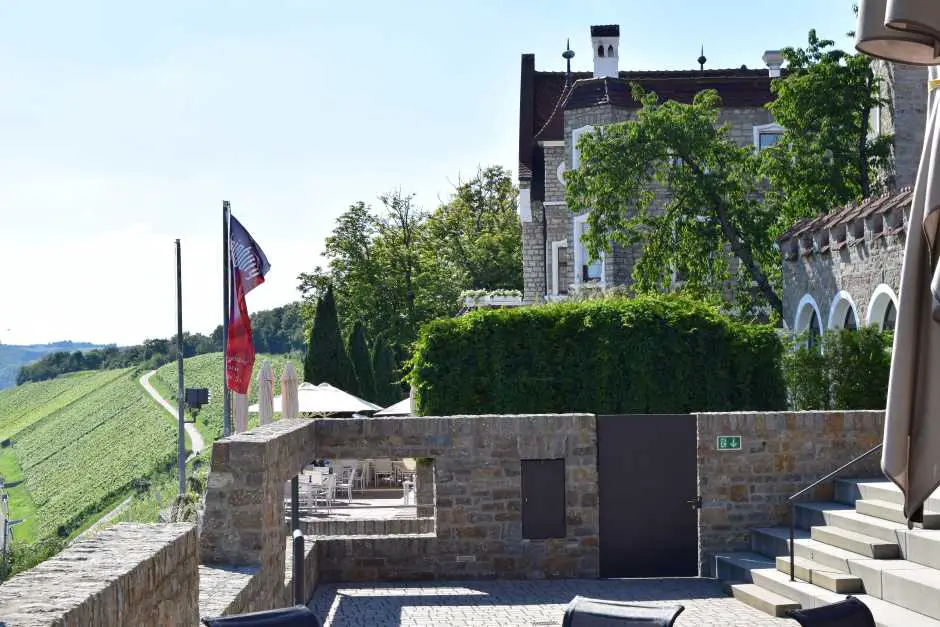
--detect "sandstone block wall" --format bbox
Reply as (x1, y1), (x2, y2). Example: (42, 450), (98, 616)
(697, 410), (885, 575)
(0, 523), (197, 627)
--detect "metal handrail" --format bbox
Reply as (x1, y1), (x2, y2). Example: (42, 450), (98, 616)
(786, 442), (883, 582)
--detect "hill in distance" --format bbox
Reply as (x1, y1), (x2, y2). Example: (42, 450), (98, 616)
(0, 342), (104, 391)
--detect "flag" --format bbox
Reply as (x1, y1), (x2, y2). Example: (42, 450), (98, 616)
(226, 215), (270, 394)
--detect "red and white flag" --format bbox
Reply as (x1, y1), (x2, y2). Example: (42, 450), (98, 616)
(226, 215), (270, 394)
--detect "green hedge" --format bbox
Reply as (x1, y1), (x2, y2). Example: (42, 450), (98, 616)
(408, 295), (786, 415)
(784, 327), (892, 410)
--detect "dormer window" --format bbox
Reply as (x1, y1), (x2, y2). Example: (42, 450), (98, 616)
(753, 123), (784, 152)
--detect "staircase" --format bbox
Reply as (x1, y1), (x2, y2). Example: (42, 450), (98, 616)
(715, 478), (940, 626)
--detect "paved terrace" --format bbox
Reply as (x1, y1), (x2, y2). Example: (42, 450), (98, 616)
(309, 579), (794, 626)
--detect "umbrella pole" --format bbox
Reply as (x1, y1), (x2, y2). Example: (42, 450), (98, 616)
(175, 239), (186, 497)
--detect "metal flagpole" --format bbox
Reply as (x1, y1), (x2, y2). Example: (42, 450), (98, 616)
(222, 201), (232, 438)
(175, 239), (186, 495)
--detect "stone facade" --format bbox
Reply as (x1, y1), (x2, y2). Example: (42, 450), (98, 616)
(696, 410), (885, 575)
(873, 60), (927, 191)
(0, 523), (198, 627)
(522, 99), (774, 304)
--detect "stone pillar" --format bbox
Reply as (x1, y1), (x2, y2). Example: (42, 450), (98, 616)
(416, 459), (434, 518)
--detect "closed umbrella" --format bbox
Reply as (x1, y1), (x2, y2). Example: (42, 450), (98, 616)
(257, 360), (274, 425)
(280, 363), (299, 420)
(233, 392), (249, 433)
(880, 60), (940, 526)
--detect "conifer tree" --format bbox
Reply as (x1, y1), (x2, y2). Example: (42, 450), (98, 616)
(371, 337), (401, 406)
(303, 285), (355, 392)
(348, 322), (376, 402)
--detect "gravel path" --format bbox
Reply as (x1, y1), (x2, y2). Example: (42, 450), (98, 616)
(139, 369), (205, 457)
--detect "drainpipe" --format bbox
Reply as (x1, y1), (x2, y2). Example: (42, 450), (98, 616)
(542, 205), (548, 299)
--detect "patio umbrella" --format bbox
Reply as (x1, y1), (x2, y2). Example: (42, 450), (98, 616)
(879, 60), (940, 526)
(249, 381), (381, 416)
(257, 360), (275, 425)
(855, 0), (940, 65)
(233, 392), (248, 433)
(280, 363), (299, 420)
(375, 397), (413, 417)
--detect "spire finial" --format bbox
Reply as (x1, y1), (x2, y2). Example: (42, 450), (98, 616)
(697, 45), (707, 71)
(562, 38), (575, 84)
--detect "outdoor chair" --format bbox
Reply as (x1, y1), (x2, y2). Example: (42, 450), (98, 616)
(335, 464), (358, 503)
(372, 459), (397, 486)
(787, 597), (875, 627)
(202, 605), (322, 626)
(562, 596), (684, 626)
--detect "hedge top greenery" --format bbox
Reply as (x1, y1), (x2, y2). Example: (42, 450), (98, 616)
(408, 294), (786, 416)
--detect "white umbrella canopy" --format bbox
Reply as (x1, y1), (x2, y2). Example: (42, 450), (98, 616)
(233, 392), (249, 433)
(280, 363), (299, 420)
(882, 64), (940, 526)
(257, 360), (275, 425)
(250, 381), (380, 416)
(375, 397), (413, 417)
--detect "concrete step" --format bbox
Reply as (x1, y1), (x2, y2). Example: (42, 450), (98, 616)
(750, 526), (808, 558)
(793, 501), (854, 530)
(857, 499), (940, 529)
(750, 567), (940, 627)
(730, 583), (800, 617)
(752, 527), (866, 572)
(774, 555), (863, 593)
(880, 565), (940, 621)
(837, 479), (940, 512)
(713, 551), (774, 583)
(811, 525), (901, 559)
(901, 530), (940, 570)
(798, 502), (909, 543)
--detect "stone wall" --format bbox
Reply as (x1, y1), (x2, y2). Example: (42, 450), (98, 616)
(0, 523), (198, 626)
(313, 414), (599, 581)
(874, 60), (927, 191)
(696, 410), (885, 575)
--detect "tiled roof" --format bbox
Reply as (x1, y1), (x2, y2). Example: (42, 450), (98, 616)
(777, 186), (913, 244)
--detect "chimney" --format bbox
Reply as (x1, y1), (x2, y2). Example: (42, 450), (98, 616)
(762, 50), (783, 78)
(591, 25), (620, 78)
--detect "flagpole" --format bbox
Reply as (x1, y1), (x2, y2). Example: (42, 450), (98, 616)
(222, 201), (232, 438)
(175, 239), (186, 496)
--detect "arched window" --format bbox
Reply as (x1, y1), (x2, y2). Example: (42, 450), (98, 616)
(867, 284), (899, 331)
(828, 290), (859, 331)
(607, 44), (614, 57)
(807, 310), (821, 348)
(795, 293), (823, 349)
(598, 45), (605, 57)
(844, 307), (858, 330)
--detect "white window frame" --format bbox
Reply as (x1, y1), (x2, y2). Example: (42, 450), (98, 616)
(753, 122), (784, 152)
(573, 214), (606, 287)
(550, 239), (568, 296)
(571, 125), (595, 170)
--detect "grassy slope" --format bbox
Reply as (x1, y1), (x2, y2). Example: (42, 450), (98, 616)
(0, 451), (38, 541)
(9, 370), (178, 539)
(152, 352), (303, 445)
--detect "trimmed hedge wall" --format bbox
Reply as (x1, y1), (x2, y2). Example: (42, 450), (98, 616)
(409, 295), (786, 415)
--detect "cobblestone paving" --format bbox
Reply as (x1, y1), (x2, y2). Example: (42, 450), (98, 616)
(310, 578), (795, 626)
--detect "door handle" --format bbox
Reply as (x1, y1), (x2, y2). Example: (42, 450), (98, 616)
(686, 496), (702, 510)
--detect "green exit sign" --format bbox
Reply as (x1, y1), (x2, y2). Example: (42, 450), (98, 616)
(717, 435), (742, 451)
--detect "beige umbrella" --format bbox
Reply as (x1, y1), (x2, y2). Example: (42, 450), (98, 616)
(250, 381), (381, 416)
(257, 360), (275, 425)
(280, 363), (299, 420)
(856, 0), (940, 65)
(233, 392), (249, 433)
(375, 397), (413, 417)
(881, 60), (940, 526)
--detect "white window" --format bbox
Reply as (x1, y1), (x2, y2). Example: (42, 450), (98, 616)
(753, 123), (783, 152)
(551, 239), (569, 296)
(573, 214), (605, 286)
(571, 125), (595, 170)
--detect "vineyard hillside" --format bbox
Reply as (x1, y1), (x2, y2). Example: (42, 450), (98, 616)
(152, 352), (302, 444)
(0, 369), (179, 541)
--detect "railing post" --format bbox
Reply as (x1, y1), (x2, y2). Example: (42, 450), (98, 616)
(292, 529), (304, 605)
(291, 476), (300, 532)
(789, 502), (796, 582)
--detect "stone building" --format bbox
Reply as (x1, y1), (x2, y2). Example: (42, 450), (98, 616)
(517, 24), (783, 303)
(778, 60), (926, 334)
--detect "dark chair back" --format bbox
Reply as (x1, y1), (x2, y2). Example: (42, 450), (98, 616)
(787, 597), (876, 627)
(562, 596), (685, 626)
(202, 605), (322, 627)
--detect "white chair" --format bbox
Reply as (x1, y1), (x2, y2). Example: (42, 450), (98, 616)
(317, 474), (336, 513)
(336, 464), (358, 503)
(371, 459), (396, 486)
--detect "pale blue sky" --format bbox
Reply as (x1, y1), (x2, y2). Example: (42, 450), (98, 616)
(0, 1), (856, 345)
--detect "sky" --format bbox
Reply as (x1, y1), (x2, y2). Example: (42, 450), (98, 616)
(0, 0), (857, 346)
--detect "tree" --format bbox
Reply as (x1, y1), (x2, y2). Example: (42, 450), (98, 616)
(762, 30), (891, 228)
(348, 322), (376, 402)
(565, 87), (781, 316)
(423, 166), (523, 290)
(371, 336), (401, 406)
(303, 285), (355, 392)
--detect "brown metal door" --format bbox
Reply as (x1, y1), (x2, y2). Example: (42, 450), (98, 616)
(597, 414), (698, 577)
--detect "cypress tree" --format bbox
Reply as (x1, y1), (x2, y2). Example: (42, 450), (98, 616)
(303, 285), (354, 392)
(371, 337), (402, 406)
(348, 322), (376, 402)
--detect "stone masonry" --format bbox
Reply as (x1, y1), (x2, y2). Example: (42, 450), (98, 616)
(696, 410), (885, 575)
(0, 523), (198, 627)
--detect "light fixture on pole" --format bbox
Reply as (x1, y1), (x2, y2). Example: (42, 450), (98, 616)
(855, 0), (940, 65)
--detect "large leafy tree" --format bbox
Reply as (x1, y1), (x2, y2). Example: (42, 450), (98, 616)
(565, 87), (780, 315)
(423, 166), (522, 290)
(762, 30), (891, 227)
